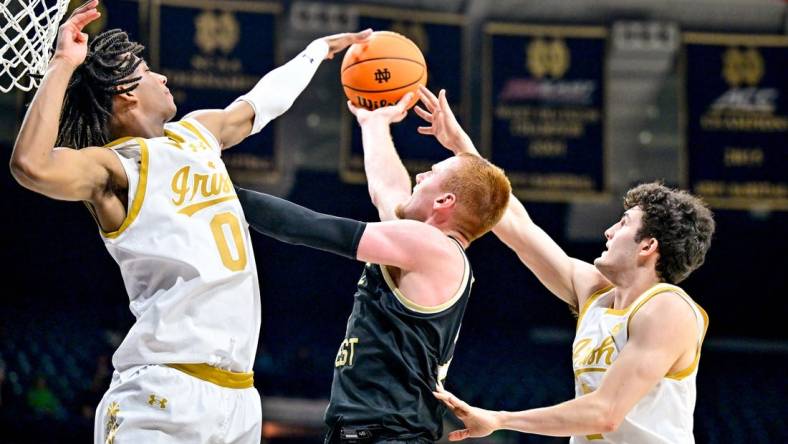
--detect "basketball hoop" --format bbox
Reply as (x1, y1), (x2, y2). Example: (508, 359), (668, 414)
(0, 0), (71, 93)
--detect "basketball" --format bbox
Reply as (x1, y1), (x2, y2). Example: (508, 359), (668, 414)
(341, 31), (427, 110)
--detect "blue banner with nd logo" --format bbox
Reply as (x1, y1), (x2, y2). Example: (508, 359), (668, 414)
(483, 23), (608, 201)
(683, 33), (788, 210)
(150, 0), (281, 185)
(339, 6), (466, 183)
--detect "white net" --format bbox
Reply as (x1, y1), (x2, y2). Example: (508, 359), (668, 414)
(1, 0), (71, 93)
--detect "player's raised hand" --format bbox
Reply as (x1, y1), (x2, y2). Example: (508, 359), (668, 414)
(323, 29), (373, 60)
(53, 0), (101, 68)
(434, 387), (502, 441)
(414, 86), (465, 153)
(347, 92), (413, 126)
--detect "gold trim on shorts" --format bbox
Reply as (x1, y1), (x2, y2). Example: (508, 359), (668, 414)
(167, 363), (254, 389)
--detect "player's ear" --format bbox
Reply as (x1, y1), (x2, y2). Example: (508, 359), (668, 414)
(113, 88), (139, 109)
(640, 237), (658, 256)
(434, 193), (456, 209)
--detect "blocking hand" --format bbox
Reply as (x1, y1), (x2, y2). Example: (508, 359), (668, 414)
(53, 0), (102, 68)
(323, 29), (373, 60)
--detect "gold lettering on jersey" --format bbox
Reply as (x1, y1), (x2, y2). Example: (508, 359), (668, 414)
(170, 164), (236, 216)
(335, 337), (359, 367)
(573, 336), (616, 367)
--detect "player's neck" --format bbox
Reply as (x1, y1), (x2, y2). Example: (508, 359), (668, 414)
(610, 269), (661, 310)
(109, 113), (165, 140)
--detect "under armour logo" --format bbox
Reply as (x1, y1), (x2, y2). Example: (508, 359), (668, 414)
(301, 53), (315, 64)
(148, 394), (168, 409)
(374, 68), (391, 83)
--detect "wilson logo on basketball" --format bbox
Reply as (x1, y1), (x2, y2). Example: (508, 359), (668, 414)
(374, 68), (391, 83)
(356, 97), (393, 110)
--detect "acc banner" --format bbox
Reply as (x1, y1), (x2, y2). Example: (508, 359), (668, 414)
(150, 0), (281, 184)
(483, 23), (608, 201)
(683, 33), (788, 210)
(339, 6), (466, 183)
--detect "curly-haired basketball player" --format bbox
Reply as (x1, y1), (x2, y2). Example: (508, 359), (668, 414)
(9, 1), (370, 442)
(416, 86), (715, 444)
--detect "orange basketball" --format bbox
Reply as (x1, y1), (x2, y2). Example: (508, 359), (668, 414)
(341, 31), (427, 110)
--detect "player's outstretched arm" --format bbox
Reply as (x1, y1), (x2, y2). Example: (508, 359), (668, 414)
(435, 293), (699, 439)
(237, 186), (458, 283)
(10, 0), (118, 203)
(347, 94), (414, 221)
(415, 86), (609, 308)
(187, 30), (373, 150)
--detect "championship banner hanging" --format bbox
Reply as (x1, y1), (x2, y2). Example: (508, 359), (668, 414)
(683, 32), (788, 210)
(150, 0), (282, 184)
(483, 23), (608, 201)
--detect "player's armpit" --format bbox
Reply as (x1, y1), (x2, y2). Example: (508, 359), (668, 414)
(10, 146), (118, 203)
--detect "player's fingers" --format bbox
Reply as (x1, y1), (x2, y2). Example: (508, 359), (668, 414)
(346, 100), (358, 115)
(72, 9), (101, 30)
(417, 87), (435, 112)
(413, 106), (433, 122)
(448, 430), (470, 441)
(397, 92), (414, 110)
(438, 89), (453, 115)
(355, 28), (373, 41)
(70, 0), (98, 18)
(433, 390), (449, 401)
(417, 126), (435, 135)
(419, 85), (439, 109)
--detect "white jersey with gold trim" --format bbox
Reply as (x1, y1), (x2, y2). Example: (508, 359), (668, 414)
(101, 118), (259, 373)
(570, 283), (708, 444)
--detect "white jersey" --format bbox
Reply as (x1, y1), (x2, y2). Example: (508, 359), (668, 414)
(101, 118), (260, 373)
(570, 283), (708, 444)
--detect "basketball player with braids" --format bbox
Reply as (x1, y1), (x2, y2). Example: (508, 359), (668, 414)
(9, 1), (370, 442)
(233, 92), (511, 444)
(415, 87), (715, 443)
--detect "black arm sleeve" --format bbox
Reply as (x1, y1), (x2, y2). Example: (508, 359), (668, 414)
(236, 186), (366, 260)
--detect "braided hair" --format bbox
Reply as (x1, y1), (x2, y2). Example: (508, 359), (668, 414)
(56, 29), (144, 148)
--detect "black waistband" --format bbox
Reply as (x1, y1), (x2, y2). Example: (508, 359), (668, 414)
(324, 424), (433, 444)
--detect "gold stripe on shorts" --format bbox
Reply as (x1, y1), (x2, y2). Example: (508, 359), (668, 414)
(168, 363), (254, 389)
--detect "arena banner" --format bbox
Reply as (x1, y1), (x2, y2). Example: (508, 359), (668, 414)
(682, 33), (788, 210)
(339, 5), (467, 184)
(150, 0), (282, 184)
(482, 23), (609, 201)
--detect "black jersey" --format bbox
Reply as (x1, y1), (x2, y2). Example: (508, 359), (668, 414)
(325, 239), (473, 441)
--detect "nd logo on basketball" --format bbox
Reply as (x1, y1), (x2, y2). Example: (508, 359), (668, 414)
(374, 68), (391, 83)
(526, 38), (570, 79)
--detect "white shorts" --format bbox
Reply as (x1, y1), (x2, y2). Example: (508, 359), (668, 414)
(94, 364), (262, 444)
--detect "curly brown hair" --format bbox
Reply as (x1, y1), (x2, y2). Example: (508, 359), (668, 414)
(623, 182), (715, 284)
